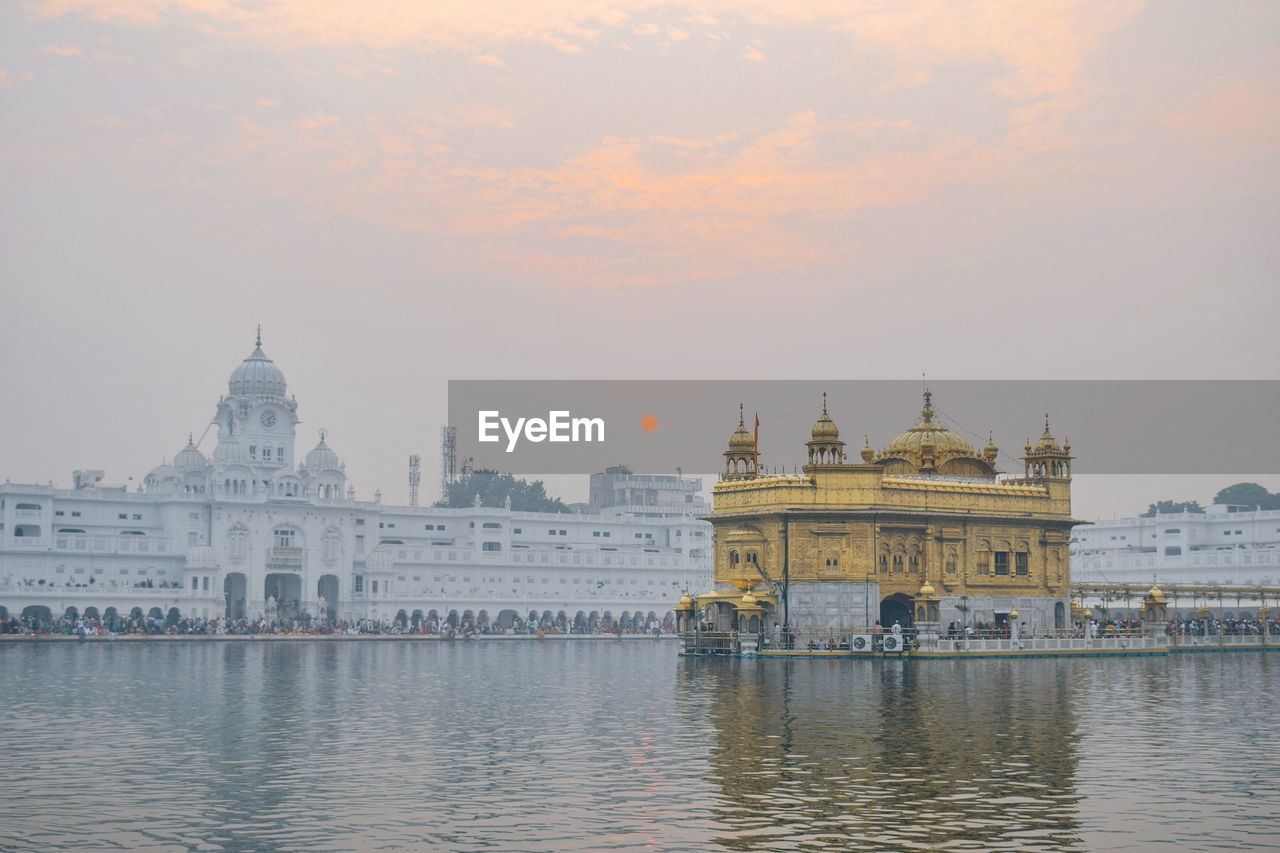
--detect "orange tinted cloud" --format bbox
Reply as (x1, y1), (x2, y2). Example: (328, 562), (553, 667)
(202, 107), (1007, 287)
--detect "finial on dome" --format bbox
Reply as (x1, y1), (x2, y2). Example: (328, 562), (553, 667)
(319, 427), (328, 443)
(738, 402), (744, 427)
(256, 324), (262, 348)
(922, 388), (934, 422)
(822, 391), (828, 415)
(1044, 412), (1052, 436)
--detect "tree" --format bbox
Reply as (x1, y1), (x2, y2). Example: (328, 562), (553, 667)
(436, 469), (570, 513)
(1212, 482), (1280, 511)
(1140, 500), (1204, 517)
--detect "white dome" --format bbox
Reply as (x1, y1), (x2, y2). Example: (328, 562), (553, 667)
(147, 463), (180, 482)
(174, 438), (208, 473)
(303, 435), (342, 471)
(213, 436), (249, 466)
(366, 549), (394, 572)
(185, 545), (217, 569)
(228, 337), (287, 398)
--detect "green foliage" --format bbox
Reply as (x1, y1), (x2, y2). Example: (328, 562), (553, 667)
(435, 469), (570, 513)
(1140, 500), (1204, 517)
(1212, 482), (1280, 511)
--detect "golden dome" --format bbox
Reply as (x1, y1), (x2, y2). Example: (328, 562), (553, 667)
(917, 581), (936, 597)
(728, 404), (754, 450)
(678, 593), (693, 608)
(1034, 414), (1062, 452)
(811, 411), (839, 439)
(1147, 585), (1166, 603)
(810, 393), (840, 439)
(1083, 609), (1092, 619)
(860, 436), (874, 463)
(982, 431), (999, 462)
(1009, 608), (1020, 620)
(884, 390), (973, 457)
(740, 592), (757, 606)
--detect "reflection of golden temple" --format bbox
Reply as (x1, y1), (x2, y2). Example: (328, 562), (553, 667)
(681, 390), (1078, 641)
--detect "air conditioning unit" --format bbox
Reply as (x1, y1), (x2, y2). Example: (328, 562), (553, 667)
(882, 634), (903, 652)
(851, 635), (873, 652)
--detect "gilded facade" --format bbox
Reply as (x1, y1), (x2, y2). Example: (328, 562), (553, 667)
(682, 392), (1077, 634)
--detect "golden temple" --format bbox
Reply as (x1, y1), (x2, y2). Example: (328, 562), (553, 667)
(678, 391), (1077, 637)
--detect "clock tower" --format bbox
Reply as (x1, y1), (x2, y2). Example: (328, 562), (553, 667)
(213, 329), (300, 477)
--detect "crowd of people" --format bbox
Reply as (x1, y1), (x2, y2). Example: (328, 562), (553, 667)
(0, 611), (678, 638)
(1165, 615), (1279, 636)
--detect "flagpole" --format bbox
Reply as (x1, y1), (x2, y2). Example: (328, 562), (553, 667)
(752, 413), (760, 475)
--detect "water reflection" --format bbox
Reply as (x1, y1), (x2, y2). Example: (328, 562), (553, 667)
(684, 658), (1084, 851)
(0, 644), (1276, 851)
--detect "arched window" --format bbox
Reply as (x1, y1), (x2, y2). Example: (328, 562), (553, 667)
(228, 526), (248, 559)
(274, 528), (295, 548)
(729, 550), (740, 566)
(892, 554), (903, 573)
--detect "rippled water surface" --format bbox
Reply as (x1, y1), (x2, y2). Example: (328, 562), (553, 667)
(1, 642), (1277, 851)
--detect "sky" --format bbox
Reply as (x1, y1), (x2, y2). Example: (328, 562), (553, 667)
(1, 0), (1277, 517)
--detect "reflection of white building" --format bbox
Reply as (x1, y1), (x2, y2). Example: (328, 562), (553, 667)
(0, 335), (711, 627)
(1070, 504), (1280, 588)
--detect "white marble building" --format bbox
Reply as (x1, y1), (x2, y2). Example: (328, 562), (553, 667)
(1070, 503), (1280, 589)
(0, 336), (711, 627)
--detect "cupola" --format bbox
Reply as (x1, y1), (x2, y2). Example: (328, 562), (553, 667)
(723, 404), (758, 481)
(228, 327), (287, 398)
(805, 393), (846, 466)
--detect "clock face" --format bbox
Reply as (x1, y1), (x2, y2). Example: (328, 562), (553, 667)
(260, 409), (278, 429)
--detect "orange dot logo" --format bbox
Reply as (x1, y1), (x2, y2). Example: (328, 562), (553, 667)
(640, 414), (660, 432)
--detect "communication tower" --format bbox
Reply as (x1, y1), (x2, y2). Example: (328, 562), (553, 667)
(408, 454), (421, 507)
(440, 426), (457, 499)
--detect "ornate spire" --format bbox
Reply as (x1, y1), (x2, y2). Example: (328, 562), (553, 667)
(921, 389), (935, 423)
(806, 393), (844, 466)
(256, 324), (262, 348)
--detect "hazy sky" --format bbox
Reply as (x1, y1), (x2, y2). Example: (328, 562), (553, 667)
(1, 1), (1277, 516)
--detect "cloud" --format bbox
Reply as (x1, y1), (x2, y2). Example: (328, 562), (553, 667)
(196, 106), (1008, 287)
(472, 54), (505, 67)
(40, 44), (82, 56)
(739, 41), (764, 62)
(295, 114), (342, 129)
(255, 97), (281, 106)
(0, 70), (11, 89)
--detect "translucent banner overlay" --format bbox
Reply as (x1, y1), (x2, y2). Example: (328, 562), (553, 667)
(447, 380), (1280, 475)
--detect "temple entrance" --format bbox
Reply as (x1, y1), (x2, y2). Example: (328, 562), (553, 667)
(224, 572), (248, 620)
(880, 593), (914, 629)
(264, 573), (302, 619)
(22, 605), (53, 627)
(317, 574), (339, 622)
(1055, 601), (1066, 629)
